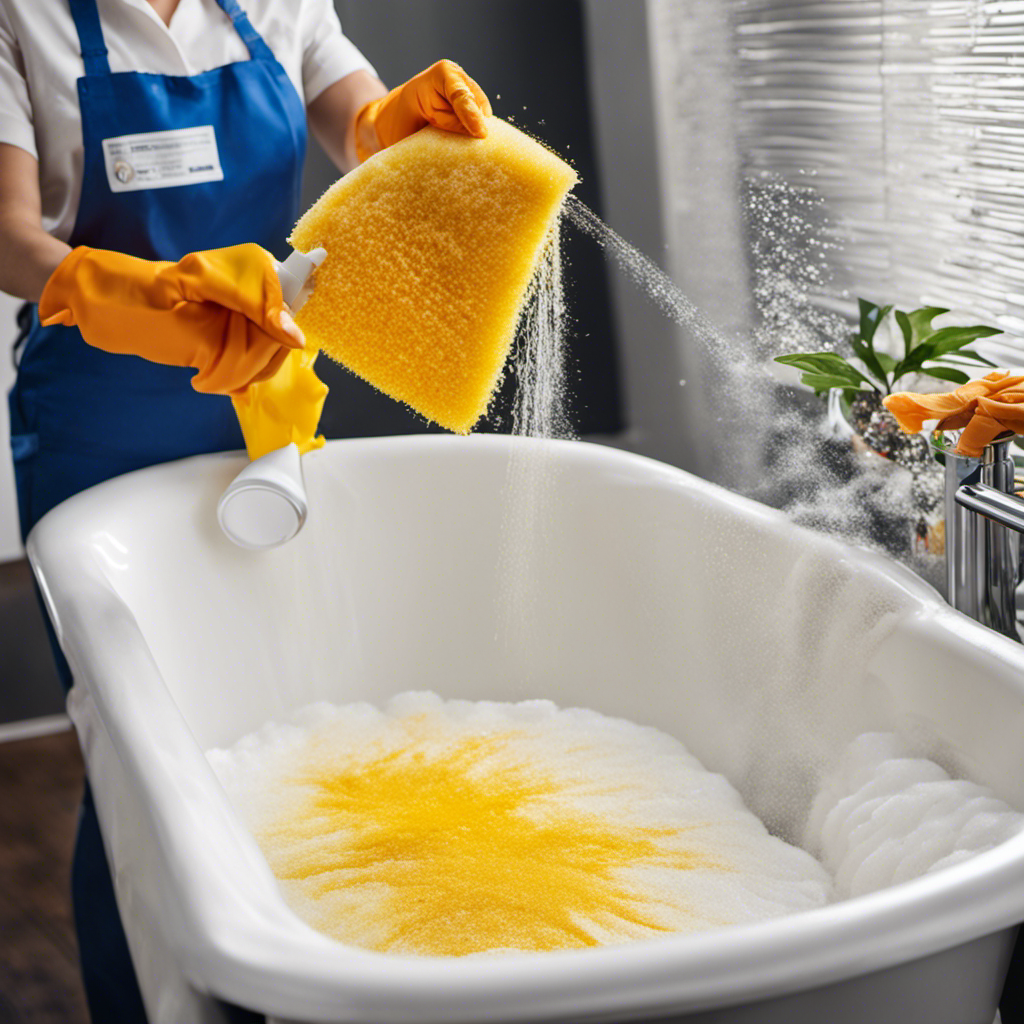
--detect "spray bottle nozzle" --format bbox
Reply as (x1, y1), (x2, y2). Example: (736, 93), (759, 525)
(275, 246), (327, 312)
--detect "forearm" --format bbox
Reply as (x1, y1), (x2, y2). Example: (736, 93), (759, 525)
(308, 69), (388, 173)
(0, 211), (69, 303)
(0, 143), (70, 303)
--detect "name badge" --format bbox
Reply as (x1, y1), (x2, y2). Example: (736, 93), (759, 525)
(102, 125), (225, 193)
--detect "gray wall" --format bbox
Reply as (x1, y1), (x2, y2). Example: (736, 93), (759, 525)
(580, 0), (696, 470)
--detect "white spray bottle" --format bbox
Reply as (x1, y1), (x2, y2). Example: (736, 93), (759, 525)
(216, 246), (326, 550)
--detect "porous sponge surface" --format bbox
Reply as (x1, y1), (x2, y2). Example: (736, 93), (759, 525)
(290, 118), (578, 434)
(207, 693), (833, 956)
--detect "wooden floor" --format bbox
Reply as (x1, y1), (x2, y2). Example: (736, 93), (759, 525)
(0, 728), (90, 1023)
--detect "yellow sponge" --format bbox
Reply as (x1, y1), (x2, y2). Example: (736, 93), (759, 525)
(290, 117), (578, 434)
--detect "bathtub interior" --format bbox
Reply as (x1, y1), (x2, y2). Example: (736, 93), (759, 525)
(45, 434), (1024, 842)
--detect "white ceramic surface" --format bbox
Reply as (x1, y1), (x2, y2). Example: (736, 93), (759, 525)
(27, 435), (1024, 1024)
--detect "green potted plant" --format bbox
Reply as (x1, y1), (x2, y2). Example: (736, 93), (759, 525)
(776, 298), (999, 406)
(774, 299), (1001, 554)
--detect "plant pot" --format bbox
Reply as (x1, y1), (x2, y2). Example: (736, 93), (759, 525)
(826, 389), (946, 561)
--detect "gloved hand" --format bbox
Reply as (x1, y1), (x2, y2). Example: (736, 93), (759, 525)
(38, 243), (304, 395)
(354, 59), (492, 163)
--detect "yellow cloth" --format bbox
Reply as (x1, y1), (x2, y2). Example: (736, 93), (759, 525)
(884, 371), (1024, 456)
(231, 344), (328, 460)
(39, 244), (302, 395)
(354, 59), (492, 163)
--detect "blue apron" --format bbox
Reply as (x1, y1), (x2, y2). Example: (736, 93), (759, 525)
(6, 2), (307, 1019)
(8, 0), (306, 538)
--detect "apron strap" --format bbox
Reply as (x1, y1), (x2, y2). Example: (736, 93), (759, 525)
(212, 0), (277, 63)
(68, 0), (112, 77)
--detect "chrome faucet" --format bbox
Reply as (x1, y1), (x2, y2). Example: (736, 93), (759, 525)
(944, 437), (1023, 641)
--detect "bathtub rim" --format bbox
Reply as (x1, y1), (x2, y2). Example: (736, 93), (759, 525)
(26, 434), (1024, 1022)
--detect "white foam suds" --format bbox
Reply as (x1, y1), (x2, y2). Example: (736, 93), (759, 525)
(807, 733), (1024, 899)
(208, 692), (832, 955)
(208, 697), (1023, 957)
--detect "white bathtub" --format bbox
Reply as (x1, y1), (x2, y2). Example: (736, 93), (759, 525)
(27, 435), (1024, 1024)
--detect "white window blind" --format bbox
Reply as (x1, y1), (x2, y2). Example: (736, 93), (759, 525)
(649, 0), (1024, 337)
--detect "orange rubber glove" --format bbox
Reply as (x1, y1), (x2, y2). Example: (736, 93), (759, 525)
(38, 243), (304, 395)
(354, 59), (492, 163)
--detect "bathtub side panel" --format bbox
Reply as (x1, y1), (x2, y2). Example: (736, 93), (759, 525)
(262, 929), (1013, 1023)
(23, 438), (1024, 1023)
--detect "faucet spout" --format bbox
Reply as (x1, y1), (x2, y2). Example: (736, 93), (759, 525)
(955, 480), (1024, 532)
(945, 438), (1022, 640)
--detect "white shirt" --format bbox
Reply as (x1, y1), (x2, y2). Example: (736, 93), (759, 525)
(0, 0), (376, 240)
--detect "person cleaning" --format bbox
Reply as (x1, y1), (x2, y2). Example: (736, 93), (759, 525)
(0, 0), (491, 1018)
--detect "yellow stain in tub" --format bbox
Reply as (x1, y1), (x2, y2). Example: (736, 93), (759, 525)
(257, 720), (728, 956)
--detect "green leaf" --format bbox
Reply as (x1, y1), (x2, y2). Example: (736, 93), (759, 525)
(778, 305), (1000, 397)
(858, 299), (888, 345)
(894, 326), (1002, 379)
(893, 348), (935, 380)
(800, 374), (868, 395)
(894, 310), (914, 358)
(920, 366), (971, 386)
(851, 335), (888, 388)
(905, 306), (949, 349)
(770, 350), (868, 385)
(926, 325), (1002, 351)
(852, 301), (894, 389)
(946, 349), (1000, 368)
